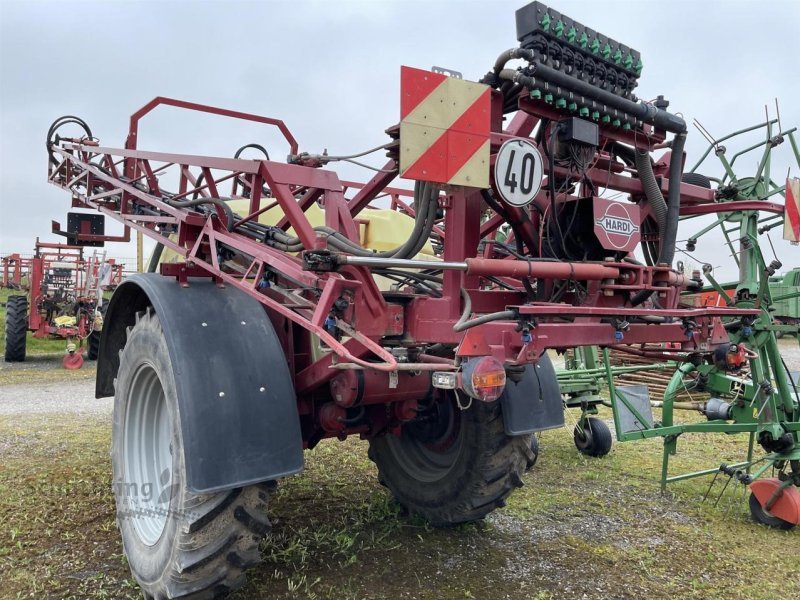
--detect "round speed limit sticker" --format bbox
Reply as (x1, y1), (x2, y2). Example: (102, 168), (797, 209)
(493, 138), (544, 207)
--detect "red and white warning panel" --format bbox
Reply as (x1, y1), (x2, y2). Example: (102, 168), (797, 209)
(785, 177), (800, 243)
(399, 66), (491, 188)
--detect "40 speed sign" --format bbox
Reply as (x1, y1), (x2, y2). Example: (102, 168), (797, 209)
(493, 138), (544, 207)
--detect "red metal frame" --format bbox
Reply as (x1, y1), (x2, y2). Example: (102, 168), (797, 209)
(46, 94), (770, 435)
(1, 253), (32, 290)
(12, 240), (124, 367)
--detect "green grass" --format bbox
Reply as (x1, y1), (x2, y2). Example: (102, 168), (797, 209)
(1, 402), (797, 599)
(1, 288), (71, 355)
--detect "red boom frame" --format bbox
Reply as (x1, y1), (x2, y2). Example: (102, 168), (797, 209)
(47, 94), (774, 430)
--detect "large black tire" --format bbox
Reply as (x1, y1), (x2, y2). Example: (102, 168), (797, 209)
(86, 301), (107, 360)
(4, 295), (28, 362)
(749, 492), (795, 530)
(681, 172), (712, 189)
(368, 395), (535, 527)
(112, 309), (272, 599)
(574, 417), (613, 457)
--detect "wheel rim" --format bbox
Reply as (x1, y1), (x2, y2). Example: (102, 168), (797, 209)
(123, 363), (173, 546)
(386, 397), (463, 483)
(575, 422), (592, 450)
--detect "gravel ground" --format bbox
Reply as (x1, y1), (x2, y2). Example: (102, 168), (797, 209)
(0, 339), (795, 417)
(0, 378), (110, 416)
(0, 354), (110, 416)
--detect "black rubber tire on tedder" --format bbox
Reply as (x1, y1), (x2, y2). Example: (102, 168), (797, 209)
(574, 417), (613, 457)
(368, 395), (535, 527)
(527, 434), (540, 470)
(748, 492), (795, 530)
(681, 172), (712, 189)
(4, 295), (28, 362)
(112, 309), (273, 599)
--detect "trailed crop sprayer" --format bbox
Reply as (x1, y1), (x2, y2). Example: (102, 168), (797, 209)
(44, 2), (799, 597)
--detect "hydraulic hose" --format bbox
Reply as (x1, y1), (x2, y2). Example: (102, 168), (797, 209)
(634, 149), (668, 249)
(163, 197), (236, 231)
(659, 132), (686, 267)
(453, 289), (516, 332)
(318, 180), (436, 259)
(47, 116), (94, 165)
(262, 181), (438, 259)
(147, 243), (164, 273)
(630, 132), (687, 306)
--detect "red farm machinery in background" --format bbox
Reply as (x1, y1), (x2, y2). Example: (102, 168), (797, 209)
(1, 253), (33, 290)
(41, 2), (799, 597)
(3, 239), (124, 368)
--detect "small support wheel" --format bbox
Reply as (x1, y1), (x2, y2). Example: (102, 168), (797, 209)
(574, 417), (612, 457)
(749, 492), (795, 530)
(527, 434), (539, 471)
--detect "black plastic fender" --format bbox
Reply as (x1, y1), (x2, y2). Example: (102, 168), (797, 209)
(97, 274), (303, 493)
(500, 352), (564, 435)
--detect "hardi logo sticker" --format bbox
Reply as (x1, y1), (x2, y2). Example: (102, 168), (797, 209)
(593, 198), (641, 252)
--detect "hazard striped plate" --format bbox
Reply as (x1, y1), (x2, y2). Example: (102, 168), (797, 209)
(785, 177), (800, 243)
(399, 66), (491, 188)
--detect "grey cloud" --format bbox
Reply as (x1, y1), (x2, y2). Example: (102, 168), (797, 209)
(1, 0), (798, 278)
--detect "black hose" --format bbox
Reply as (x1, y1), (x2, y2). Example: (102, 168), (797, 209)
(147, 243), (164, 273)
(630, 132), (687, 306)
(263, 181), (438, 259)
(634, 149), (668, 250)
(659, 132), (686, 266)
(234, 143), (270, 160)
(164, 197), (235, 231)
(453, 289), (516, 332)
(47, 116), (93, 165)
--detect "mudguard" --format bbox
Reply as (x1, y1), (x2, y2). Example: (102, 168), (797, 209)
(500, 352), (564, 435)
(97, 274), (303, 493)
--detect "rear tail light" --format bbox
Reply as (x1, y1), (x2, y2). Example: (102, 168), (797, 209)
(461, 357), (506, 402)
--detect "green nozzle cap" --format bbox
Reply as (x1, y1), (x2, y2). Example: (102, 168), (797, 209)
(579, 32), (589, 49)
(540, 12), (551, 31)
(567, 26), (577, 43)
(612, 49), (622, 64)
(553, 20), (564, 37)
(601, 43), (611, 60)
(555, 98), (567, 109)
(623, 53), (634, 70)
(579, 106), (590, 117)
(590, 38), (600, 54)
(612, 119), (621, 128)
(601, 115), (611, 124)
(544, 94), (553, 104)
(530, 89), (542, 99)
(591, 111), (600, 121)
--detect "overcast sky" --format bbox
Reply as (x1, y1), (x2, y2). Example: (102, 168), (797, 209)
(1, 0), (798, 280)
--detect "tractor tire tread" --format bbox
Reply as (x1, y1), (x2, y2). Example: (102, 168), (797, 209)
(4, 295), (28, 362)
(368, 399), (531, 527)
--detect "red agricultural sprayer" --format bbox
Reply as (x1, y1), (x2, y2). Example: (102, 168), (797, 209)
(42, 2), (798, 597)
(3, 239), (124, 368)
